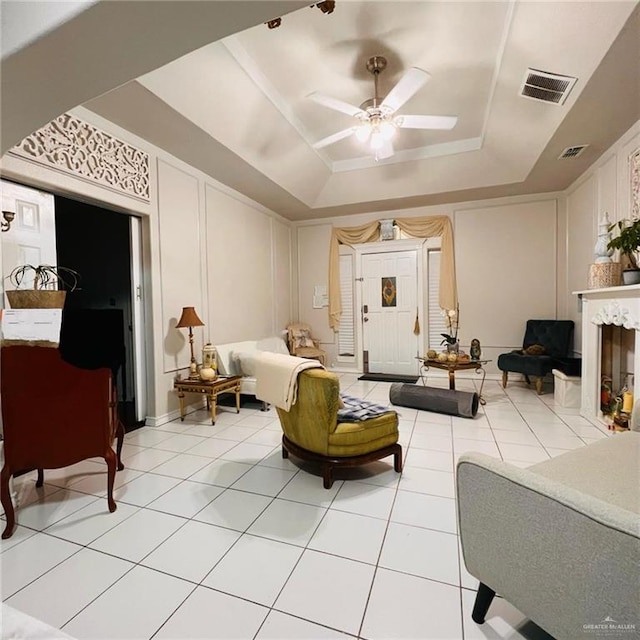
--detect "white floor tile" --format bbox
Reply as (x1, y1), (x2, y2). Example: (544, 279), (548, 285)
(188, 459), (253, 486)
(380, 522), (459, 585)
(0, 524), (37, 553)
(1, 532), (81, 598)
(6, 547), (133, 628)
(230, 465), (297, 497)
(186, 437), (238, 458)
(361, 567), (463, 639)
(496, 443), (550, 464)
(214, 424), (260, 442)
(492, 429), (541, 446)
(40, 460), (107, 489)
(277, 471), (342, 506)
(147, 480), (223, 518)
(194, 488), (272, 531)
(221, 441), (275, 464)
(43, 498), (139, 545)
(12, 488), (100, 532)
(151, 432), (206, 453)
(405, 447), (455, 472)
(275, 549), (375, 635)
(89, 508), (185, 562)
(391, 491), (457, 534)
(330, 481), (396, 520)
(398, 466), (455, 498)
(247, 498), (326, 546)
(67, 467), (143, 497)
(61, 565), (194, 640)
(410, 432), (454, 452)
(147, 452), (212, 479)
(453, 438), (501, 458)
(141, 519), (240, 583)
(153, 584), (269, 639)
(308, 509), (388, 564)
(256, 610), (348, 639)
(114, 472), (181, 507)
(122, 447), (178, 472)
(124, 428), (175, 448)
(203, 533), (303, 605)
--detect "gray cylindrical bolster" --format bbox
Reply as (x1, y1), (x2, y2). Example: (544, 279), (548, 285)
(389, 383), (479, 418)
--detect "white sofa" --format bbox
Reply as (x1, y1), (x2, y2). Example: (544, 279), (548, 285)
(216, 336), (290, 404)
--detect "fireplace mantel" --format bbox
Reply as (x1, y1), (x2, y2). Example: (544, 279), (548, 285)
(573, 285), (639, 428)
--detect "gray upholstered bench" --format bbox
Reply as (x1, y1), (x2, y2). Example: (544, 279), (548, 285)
(457, 431), (639, 638)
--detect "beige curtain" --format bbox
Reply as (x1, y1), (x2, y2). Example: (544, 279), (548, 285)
(328, 215), (457, 330)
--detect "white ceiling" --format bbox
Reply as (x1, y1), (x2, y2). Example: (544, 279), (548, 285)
(50, 2), (640, 219)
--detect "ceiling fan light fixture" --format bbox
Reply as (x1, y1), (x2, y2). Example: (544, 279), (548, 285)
(370, 129), (385, 150)
(379, 120), (396, 141)
(355, 123), (371, 143)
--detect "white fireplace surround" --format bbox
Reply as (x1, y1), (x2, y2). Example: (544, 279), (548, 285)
(575, 285), (640, 428)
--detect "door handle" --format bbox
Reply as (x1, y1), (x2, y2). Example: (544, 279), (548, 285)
(363, 317), (369, 322)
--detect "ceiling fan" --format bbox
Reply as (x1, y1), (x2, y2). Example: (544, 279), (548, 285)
(309, 55), (458, 161)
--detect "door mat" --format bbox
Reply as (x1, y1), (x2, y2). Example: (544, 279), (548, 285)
(359, 373), (419, 384)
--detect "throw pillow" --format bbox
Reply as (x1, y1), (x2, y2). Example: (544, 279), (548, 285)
(292, 328), (314, 349)
(524, 344), (546, 356)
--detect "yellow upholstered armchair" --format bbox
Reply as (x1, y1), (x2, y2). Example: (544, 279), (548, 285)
(276, 368), (402, 488)
(286, 322), (326, 366)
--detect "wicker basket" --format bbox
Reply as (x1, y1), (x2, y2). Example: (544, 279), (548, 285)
(588, 263), (621, 289)
(6, 290), (67, 309)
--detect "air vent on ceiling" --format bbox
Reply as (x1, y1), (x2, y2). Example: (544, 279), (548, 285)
(558, 145), (589, 159)
(520, 68), (577, 105)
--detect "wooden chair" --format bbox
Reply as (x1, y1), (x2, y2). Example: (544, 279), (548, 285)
(0, 345), (124, 539)
(286, 322), (326, 366)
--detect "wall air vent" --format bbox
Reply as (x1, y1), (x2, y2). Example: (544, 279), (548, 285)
(520, 68), (577, 105)
(558, 145), (589, 159)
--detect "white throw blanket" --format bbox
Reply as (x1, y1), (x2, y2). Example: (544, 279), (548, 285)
(255, 352), (323, 411)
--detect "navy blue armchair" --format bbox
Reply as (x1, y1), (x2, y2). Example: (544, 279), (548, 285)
(497, 320), (574, 394)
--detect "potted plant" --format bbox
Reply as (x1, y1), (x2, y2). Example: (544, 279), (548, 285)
(5, 264), (79, 308)
(607, 218), (640, 285)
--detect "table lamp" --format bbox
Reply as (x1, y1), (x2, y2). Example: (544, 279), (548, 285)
(175, 306), (204, 379)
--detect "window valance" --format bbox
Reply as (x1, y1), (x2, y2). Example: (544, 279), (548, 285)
(328, 215), (457, 330)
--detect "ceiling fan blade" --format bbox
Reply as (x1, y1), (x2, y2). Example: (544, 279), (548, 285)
(308, 92), (366, 118)
(312, 127), (355, 149)
(375, 139), (395, 160)
(380, 67), (431, 113)
(395, 114), (458, 130)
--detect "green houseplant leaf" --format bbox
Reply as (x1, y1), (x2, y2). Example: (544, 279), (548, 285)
(607, 219), (640, 270)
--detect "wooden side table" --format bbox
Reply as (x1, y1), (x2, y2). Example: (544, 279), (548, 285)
(174, 375), (241, 424)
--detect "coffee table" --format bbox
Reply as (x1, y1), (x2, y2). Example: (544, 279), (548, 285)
(174, 375), (242, 424)
(416, 358), (491, 405)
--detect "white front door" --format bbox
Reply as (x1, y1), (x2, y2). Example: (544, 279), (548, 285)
(361, 250), (419, 375)
(1, 180), (57, 303)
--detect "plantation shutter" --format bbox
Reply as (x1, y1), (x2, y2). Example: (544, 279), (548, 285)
(338, 254), (355, 356)
(428, 250), (448, 350)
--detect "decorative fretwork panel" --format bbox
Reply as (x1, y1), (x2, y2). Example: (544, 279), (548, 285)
(10, 114), (150, 202)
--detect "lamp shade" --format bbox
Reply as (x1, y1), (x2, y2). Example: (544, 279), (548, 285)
(175, 306), (204, 328)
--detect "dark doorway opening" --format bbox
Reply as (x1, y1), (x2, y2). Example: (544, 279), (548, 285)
(55, 196), (144, 432)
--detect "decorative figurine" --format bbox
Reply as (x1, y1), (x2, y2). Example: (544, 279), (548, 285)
(470, 338), (481, 361)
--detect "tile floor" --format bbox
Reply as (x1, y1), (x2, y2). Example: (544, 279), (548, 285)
(1, 373), (609, 639)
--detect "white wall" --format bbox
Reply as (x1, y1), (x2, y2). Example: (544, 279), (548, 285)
(295, 196), (563, 373)
(0, 108), (294, 425)
(563, 119), (640, 355)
